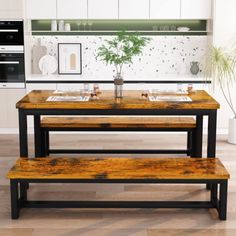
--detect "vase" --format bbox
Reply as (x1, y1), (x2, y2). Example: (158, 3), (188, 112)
(228, 117), (236, 144)
(114, 73), (123, 98)
(190, 61), (200, 75)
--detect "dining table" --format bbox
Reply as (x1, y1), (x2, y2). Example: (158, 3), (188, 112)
(16, 89), (220, 159)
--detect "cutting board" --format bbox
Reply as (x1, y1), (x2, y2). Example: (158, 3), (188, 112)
(32, 39), (47, 74)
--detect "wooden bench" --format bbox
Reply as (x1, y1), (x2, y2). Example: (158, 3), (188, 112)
(40, 116), (197, 156)
(7, 157), (229, 220)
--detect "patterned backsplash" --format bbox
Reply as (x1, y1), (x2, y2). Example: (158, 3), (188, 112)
(32, 36), (209, 79)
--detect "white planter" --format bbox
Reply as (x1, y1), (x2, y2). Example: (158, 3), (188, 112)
(228, 117), (236, 144)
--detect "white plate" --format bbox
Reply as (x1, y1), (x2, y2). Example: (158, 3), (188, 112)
(39, 55), (57, 75)
(177, 27), (190, 32)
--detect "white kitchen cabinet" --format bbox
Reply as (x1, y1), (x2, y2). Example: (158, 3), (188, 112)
(0, 0), (22, 10)
(181, 0), (212, 19)
(88, 0), (118, 19)
(57, 0), (87, 19)
(119, 0), (149, 19)
(150, 0), (180, 19)
(0, 0), (23, 19)
(0, 89), (25, 129)
(25, 0), (57, 19)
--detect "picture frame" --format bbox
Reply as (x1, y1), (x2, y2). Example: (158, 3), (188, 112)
(58, 43), (82, 75)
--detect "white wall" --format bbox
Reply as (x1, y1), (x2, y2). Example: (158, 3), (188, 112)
(211, 0), (236, 131)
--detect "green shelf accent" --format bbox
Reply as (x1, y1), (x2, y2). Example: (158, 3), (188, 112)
(31, 20), (207, 36)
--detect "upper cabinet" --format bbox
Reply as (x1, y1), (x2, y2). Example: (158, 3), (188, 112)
(88, 0), (118, 19)
(0, 0), (23, 18)
(150, 0), (180, 19)
(181, 0), (212, 19)
(57, 0), (87, 19)
(119, 0), (149, 19)
(25, 0), (212, 20)
(25, 0), (57, 19)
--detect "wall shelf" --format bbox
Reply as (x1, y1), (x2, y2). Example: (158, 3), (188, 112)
(31, 30), (209, 36)
(31, 19), (208, 36)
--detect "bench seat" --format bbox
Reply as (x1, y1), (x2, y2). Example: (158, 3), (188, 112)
(40, 116), (197, 156)
(7, 157), (229, 220)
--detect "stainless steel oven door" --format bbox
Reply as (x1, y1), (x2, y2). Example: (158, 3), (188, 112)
(0, 52), (25, 83)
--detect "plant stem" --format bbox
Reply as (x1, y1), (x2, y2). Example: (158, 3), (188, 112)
(219, 79), (236, 117)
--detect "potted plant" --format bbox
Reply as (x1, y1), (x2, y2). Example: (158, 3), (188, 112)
(205, 46), (236, 144)
(97, 31), (150, 98)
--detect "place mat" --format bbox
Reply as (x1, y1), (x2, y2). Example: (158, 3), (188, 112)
(149, 89), (188, 95)
(47, 96), (90, 102)
(149, 96), (192, 102)
(53, 90), (81, 94)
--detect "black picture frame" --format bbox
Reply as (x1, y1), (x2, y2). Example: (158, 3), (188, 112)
(58, 43), (82, 75)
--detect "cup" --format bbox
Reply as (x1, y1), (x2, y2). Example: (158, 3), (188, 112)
(163, 26), (169, 31)
(177, 83), (183, 93)
(65, 23), (71, 32)
(141, 90), (149, 99)
(152, 26), (158, 31)
(58, 20), (64, 31)
(51, 20), (57, 31)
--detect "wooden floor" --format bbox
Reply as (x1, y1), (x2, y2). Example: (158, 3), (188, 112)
(0, 133), (236, 236)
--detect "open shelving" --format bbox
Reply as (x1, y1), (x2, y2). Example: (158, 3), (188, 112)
(30, 19), (209, 36)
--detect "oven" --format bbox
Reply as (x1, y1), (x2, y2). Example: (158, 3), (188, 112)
(0, 21), (24, 47)
(0, 21), (25, 88)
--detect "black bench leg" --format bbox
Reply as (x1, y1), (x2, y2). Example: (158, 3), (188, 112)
(210, 183), (218, 207)
(20, 182), (28, 201)
(10, 179), (20, 219)
(45, 130), (49, 156)
(219, 180), (228, 220)
(187, 131), (192, 156)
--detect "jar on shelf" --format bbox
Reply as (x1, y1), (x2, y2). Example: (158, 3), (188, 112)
(58, 20), (64, 31)
(51, 20), (57, 31)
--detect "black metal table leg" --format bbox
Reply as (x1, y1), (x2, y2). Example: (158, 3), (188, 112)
(10, 180), (19, 219)
(192, 115), (203, 158)
(18, 109), (28, 157)
(34, 115), (44, 157)
(187, 131), (192, 156)
(219, 180), (228, 220)
(207, 110), (217, 157)
(207, 110), (217, 190)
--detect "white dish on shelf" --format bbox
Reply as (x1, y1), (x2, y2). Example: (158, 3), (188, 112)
(177, 27), (190, 32)
(39, 55), (57, 75)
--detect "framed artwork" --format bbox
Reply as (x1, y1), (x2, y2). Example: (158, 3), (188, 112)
(58, 43), (82, 74)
